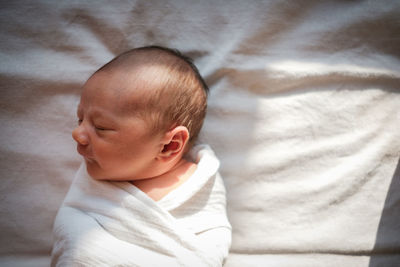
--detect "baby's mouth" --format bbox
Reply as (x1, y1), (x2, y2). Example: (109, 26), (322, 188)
(77, 145), (94, 162)
(84, 157), (95, 163)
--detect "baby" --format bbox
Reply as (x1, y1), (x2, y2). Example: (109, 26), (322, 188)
(52, 46), (231, 266)
(72, 46), (208, 201)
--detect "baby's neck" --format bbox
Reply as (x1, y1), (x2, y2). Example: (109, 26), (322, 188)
(131, 158), (197, 201)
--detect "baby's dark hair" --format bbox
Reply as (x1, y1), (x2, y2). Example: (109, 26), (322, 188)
(96, 46), (209, 147)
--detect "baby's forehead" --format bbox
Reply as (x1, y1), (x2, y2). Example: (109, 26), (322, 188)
(80, 71), (140, 107)
(99, 64), (166, 90)
(81, 62), (177, 116)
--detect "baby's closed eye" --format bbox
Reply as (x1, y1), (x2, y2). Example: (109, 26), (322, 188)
(94, 125), (109, 131)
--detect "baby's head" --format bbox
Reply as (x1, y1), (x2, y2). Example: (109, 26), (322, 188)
(72, 46), (208, 181)
(98, 46), (209, 144)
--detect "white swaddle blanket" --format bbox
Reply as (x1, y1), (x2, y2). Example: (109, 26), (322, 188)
(51, 144), (231, 267)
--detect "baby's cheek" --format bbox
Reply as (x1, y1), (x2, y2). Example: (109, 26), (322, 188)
(108, 145), (135, 163)
(91, 144), (111, 164)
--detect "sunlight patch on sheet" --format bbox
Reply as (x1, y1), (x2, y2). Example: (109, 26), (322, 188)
(266, 60), (400, 78)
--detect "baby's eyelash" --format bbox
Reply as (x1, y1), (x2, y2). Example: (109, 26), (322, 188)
(78, 119), (83, 125)
(95, 126), (106, 131)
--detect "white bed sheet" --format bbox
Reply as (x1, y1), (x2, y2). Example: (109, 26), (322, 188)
(0, 1), (399, 266)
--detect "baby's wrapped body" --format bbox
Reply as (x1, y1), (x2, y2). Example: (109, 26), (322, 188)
(51, 145), (232, 266)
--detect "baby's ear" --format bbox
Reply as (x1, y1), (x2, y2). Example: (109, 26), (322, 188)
(158, 126), (189, 160)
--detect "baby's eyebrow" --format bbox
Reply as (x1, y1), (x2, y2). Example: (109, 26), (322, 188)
(90, 109), (115, 121)
(75, 106), (115, 122)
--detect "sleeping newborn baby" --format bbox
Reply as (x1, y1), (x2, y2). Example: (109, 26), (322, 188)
(51, 46), (231, 266)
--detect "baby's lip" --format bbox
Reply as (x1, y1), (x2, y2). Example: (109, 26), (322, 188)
(77, 145), (94, 161)
(84, 157), (95, 163)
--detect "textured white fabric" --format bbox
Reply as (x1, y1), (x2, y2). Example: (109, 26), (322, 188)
(1, 1), (399, 266)
(51, 144), (231, 266)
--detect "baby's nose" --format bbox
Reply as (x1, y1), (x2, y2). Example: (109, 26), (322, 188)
(72, 125), (89, 145)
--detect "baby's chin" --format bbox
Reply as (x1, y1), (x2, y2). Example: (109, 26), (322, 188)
(85, 161), (136, 181)
(84, 159), (154, 181)
(84, 159), (108, 180)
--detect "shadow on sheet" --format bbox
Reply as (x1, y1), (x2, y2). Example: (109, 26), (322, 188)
(369, 157), (400, 267)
